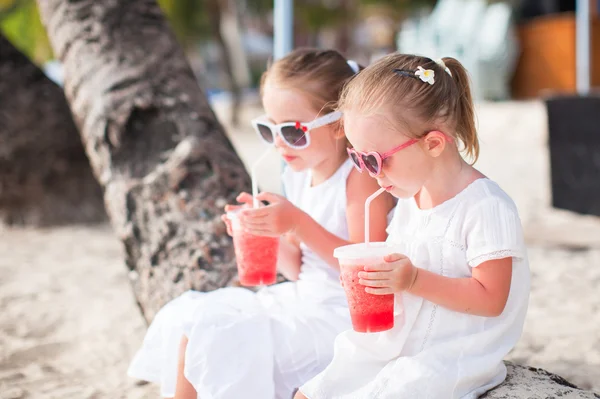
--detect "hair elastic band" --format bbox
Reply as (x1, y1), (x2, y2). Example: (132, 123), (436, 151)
(347, 60), (360, 74)
(434, 58), (452, 77)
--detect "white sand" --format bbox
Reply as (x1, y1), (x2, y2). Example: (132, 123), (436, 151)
(1, 101), (599, 397)
(0, 226), (158, 398)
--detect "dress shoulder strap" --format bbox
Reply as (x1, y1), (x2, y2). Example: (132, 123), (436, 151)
(336, 158), (355, 184)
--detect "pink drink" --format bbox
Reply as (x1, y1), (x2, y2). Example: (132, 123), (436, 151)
(335, 243), (395, 333)
(228, 210), (279, 287)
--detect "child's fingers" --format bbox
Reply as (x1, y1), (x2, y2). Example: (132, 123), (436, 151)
(363, 263), (394, 272)
(221, 215), (233, 236)
(256, 192), (282, 204)
(224, 204), (243, 212)
(357, 271), (388, 280)
(359, 278), (389, 288)
(383, 253), (407, 263)
(241, 207), (270, 219)
(244, 226), (277, 237)
(365, 287), (395, 295)
(242, 220), (269, 230)
(236, 192), (254, 203)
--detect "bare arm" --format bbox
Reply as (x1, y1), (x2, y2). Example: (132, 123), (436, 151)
(277, 233), (302, 281)
(294, 169), (394, 268)
(361, 255), (513, 317)
(241, 169), (394, 270)
(409, 258), (513, 316)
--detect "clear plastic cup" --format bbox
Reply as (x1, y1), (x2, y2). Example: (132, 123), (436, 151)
(227, 209), (280, 287)
(334, 242), (395, 333)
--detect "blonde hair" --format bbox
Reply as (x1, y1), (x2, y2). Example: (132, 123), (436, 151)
(338, 53), (479, 163)
(260, 48), (362, 117)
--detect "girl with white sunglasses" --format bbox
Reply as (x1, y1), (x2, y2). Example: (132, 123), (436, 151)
(129, 48), (395, 399)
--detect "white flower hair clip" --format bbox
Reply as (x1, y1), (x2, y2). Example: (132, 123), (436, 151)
(393, 58), (453, 85)
(415, 66), (435, 85)
(394, 66), (436, 85)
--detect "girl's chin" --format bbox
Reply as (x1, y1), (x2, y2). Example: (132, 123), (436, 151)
(388, 186), (415, 199)
(283, 158), (308, 171)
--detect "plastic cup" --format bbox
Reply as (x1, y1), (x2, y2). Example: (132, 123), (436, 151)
(334, 242), (395, 333)
(227, 209), (280, 287)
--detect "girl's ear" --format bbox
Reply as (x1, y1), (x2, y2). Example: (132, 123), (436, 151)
(333, 120), (346, 140)
(422, 130), (447, 158)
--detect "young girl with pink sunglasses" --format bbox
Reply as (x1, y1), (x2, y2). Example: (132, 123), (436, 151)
(128, 48), (395, 399)
(297, 54), (530, 399)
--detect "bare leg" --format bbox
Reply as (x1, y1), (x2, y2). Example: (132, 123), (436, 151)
(174, 336), (197, 399)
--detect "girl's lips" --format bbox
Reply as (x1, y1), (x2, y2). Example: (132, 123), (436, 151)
(384, 185), (393, 192)
(282, 155), (298, 162)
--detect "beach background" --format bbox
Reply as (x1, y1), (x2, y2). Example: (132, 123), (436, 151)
(1, 100), (599, 398)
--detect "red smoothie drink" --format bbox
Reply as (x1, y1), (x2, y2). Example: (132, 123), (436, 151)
(334, 243), (395, 333)
(228, 209), (280, 287)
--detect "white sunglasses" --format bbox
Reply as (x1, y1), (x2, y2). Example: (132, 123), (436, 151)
(251, 111), (342, 149)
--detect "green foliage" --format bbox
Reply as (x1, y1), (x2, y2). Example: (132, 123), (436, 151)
(0, 0), (53, 64)
(296, 2), (349, 32)
(361, 0), (434, 7)
(0, 0), (437, 65)
(157, 0), (212, 47)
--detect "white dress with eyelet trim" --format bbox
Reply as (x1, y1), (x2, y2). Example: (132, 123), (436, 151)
(128, 159), (357, 399)
(300, 178), (530, 399)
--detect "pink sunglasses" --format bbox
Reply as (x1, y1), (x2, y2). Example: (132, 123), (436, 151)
(347, 132), (452, 177)
(347, 139), (418, 177)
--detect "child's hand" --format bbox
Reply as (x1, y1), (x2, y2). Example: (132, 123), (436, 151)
(357, 253), (418, 295)
(239, 192), (300, 237)
(221, 215), (234, 236)
(221, 192), (255, 236)
(224, 192), (254, 213)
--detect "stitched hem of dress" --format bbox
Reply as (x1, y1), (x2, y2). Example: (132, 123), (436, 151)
(469, 250), (522, 268)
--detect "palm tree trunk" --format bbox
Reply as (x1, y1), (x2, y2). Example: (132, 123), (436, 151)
(0, 33), (105, 226)
(37, 0), (251, 321)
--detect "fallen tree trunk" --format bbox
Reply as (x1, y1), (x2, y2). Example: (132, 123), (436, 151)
(37, 0), (251, 321)
(0, 34), (105, 226)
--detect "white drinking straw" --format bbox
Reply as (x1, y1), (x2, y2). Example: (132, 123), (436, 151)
(251, 147), (273, 208)
(365, 187), (386, 244)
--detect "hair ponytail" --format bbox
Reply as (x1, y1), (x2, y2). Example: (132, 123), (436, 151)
(442, 57), (479, 163)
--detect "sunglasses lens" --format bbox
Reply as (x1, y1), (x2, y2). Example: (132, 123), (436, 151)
(362, 154), (380, 175)
(348, 152), (361, 169)
(280, 126), (308, 148)
(256, 124), (274, 143)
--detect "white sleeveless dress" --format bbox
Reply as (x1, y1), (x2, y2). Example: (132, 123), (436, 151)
(128, 159), (356, 399)
(301, 178), (530, 399)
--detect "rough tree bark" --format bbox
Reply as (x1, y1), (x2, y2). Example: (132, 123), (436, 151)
(0, 34), (105, 226)
(37, 0), (251, 322)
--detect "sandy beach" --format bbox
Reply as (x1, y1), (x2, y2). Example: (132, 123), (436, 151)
(1, 101), (599, 397)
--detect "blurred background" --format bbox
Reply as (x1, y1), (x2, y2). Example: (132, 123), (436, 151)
(1, 0), (599, 398)
(3, 0), (599, 102)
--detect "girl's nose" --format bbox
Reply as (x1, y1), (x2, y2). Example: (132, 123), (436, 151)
(273, 131), (286, 148)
